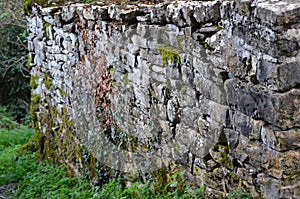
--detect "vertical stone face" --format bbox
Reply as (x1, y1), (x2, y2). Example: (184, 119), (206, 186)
(27, 0), (300, 198)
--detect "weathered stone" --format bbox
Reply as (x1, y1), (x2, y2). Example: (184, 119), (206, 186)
(255, 0), (300, 26)
(83, 7), (95, 20)
(61, 6), (76, 22)
(261, 126), (300, 151)
(199, 26), (222, 34)
(225, 78), (300, 130)
(193, 0), (221, 24)
(131, 34), (148, 49)
(232, 111), (263, 140)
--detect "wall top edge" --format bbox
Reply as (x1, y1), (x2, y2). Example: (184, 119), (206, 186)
(27, 0), (300, 27)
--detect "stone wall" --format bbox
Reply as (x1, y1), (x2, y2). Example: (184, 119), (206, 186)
(27, 0), (300, 198)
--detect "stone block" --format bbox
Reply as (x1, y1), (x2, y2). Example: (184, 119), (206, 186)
(62, 6), (76, 22)
(255, 0), (300, 26)
(194, 73), (227, 105)
(225, 78), (300, 130)
(232, 111), (263, 140)
(261, 126), (300, 151)
(193, 0), (221, 24)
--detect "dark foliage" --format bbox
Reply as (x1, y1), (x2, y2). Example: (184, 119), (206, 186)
(0, 0), (30, 121)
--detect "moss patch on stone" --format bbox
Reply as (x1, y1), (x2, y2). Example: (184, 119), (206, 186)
(43, 22), (51, 39)
(158, 44), (180, 66)
(213, 144), (233, 169)
(29, 75), (40, 130)
(59, 89), (66, 97)
(23, 75), (44, 154)
(30, 75), (39, 90)
(44, 73), (52, 89)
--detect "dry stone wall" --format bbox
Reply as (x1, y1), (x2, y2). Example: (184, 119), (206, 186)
(27, 0), (300, 198)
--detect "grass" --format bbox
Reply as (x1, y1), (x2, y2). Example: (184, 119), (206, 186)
(0, 106), (252, 198)
(0, 107), (36, 186)
(15, 165), (99, 199)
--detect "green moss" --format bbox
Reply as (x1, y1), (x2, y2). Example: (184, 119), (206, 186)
(30, 95), (41, 128)
(121, 73), (131, 84)
(25, 75), (44, 154)
(30, 95), (41, 108)
(23, 0), (32, 14)
(151, 168), (172, 194)
(158, 44), (180, 66)
(26, 109), (43, 156)
(213, 144), (233, 169)
(86, 155), (97, 180)
(30, 74), (40, 126)
(30, 75), (39, 90)
(112, 81), (119, 87)
(43, 22), (51, 39)
(44, 73), (52, 89)
(26, 55), (33, 68)
(58, 89), (66, 97)
(229, 171), (239, 182)
(28, 73), (98, 179)
(151, 169), (187, 196)
(23, 0), (46, 14)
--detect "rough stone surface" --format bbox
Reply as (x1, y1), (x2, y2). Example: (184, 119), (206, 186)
(27, 1), (300, 198)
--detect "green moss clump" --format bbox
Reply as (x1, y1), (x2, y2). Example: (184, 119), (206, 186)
(59, 89), (66, 97)
(23, 0), (32, 14)
(44, 73), (52, 89)
(121, 74), (131, 84)
(229, 171), (239, 182)
(24, 0), (45, 14)
(213, 144), (233, 169)
(30, 75), (41, 130)
(158, 44), (181, 66)
(30, 75), (39, 90)
(25, 75), (44, 154)
(43, 22), (51, 39)
(27, 55), (33, 68)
